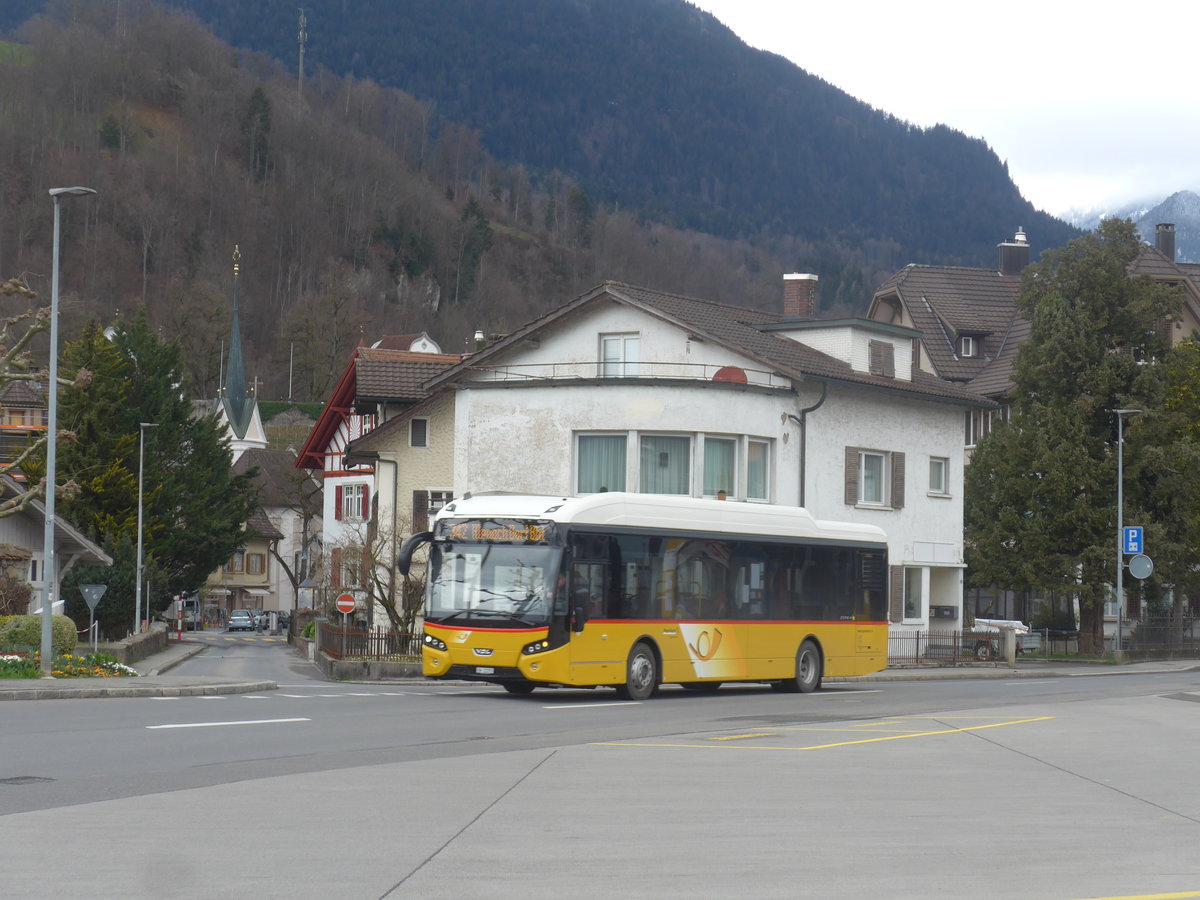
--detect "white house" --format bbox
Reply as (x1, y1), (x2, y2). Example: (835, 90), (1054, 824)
(410, 279), (993, 631)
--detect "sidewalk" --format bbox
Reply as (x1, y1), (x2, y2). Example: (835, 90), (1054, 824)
(0, 639), (276, 701)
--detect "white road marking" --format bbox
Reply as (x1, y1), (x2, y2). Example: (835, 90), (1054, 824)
(546, 702), (638, 709)
(147, 718), (311, 730)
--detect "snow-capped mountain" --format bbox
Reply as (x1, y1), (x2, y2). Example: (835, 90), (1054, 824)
(1064, 190), (1200, 263)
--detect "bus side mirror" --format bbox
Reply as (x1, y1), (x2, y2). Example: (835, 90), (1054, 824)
(572, 605), (587, 632)
(396, 531), (433, 576)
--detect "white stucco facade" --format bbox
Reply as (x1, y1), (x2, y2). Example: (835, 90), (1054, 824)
(445, 296), (971, 631)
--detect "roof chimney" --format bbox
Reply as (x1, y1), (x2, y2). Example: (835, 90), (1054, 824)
(783, 273), (818, 318)
(997, 227), (1030, 277)
(1155, 223), (1176, 262)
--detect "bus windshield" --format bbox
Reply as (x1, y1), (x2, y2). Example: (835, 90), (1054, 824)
(428, 543), (563, 626)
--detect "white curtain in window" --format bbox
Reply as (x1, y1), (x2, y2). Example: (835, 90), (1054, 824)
(703, 437), (736, 496)
(747, 440), (768, 500)
(578, 435), (626, 492)
(861, 453), (884, 503)
(640, 435), (690, 494)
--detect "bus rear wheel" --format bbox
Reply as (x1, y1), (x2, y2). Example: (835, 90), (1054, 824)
(772, 640), (822, 693)
(617, 642), (659, 700)
(503, 682), (536, 695)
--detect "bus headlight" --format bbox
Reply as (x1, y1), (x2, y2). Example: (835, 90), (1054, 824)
(424, 634), (447, 652)
(522, 639), (550, 655)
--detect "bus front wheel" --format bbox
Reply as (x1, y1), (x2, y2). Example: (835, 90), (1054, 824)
(773, 640), (822, 693)
(617, 642), (659, 701)
(503, 682), (536, 695)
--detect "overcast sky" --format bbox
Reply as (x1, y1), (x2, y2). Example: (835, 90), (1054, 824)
(690, 0), (1198, 219)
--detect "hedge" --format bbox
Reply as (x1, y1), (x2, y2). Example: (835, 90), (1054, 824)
(0, 614), (78, 656)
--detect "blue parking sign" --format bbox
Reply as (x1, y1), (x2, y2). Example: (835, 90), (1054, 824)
(1123, 526), (1143, 555)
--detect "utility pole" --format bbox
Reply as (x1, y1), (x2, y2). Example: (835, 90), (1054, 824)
(298, 9), (307, 99)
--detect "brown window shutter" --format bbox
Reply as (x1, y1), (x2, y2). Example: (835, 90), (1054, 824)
(844, 446), (859, 505)
(331, 547), (342, 588)
(413, 490), (430, 532)
(889, 565), (903, 623)
(334, 485), (344, 521)
(868, 340), (895, 377)
(362, 486), (370, 520)
(891, 452), (905, 509)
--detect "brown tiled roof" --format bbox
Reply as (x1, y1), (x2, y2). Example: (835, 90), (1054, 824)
(233, 448), (314, 508)
(355, 349), (464, 401)
(245, 506), (284, 541)
(0, 380), (45, 406)
(872, 265), (1022, 383)
(426, 281), (992, 407)
(967, 315), (1030, 398)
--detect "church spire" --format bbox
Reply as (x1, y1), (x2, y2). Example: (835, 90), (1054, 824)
(222, 245), (253, 438)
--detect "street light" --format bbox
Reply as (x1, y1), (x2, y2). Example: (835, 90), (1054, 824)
(134, 422), (159, 635)
(40, 186), (96, 676)
(1112, 408), (1141, 654)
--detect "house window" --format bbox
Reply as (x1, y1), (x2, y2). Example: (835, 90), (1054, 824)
(247, 553), (266, 575)
(639, 435), (691, 495)
(410, 418), (428, 449)
(703, 436), (736, 497)
(746, 440), (769, 501)
(845, 447), (905, 509)
(860, 452), (886, 505)
(600, 333), (639, 377)
(428, 490), (453, 515)
(336, 483), (369, 522)
(904, 567), (925, 621)
(929, 457), (949, 495)
(868, 340), (895, 377)
(965, 409), (998, 448)
(960, 336), (977, 358)
(577, 434), (627, 493)
(226, 550), (245, 574)
(412, 489), (455, 532)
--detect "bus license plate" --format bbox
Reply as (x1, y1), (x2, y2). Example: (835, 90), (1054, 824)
(475, 666), (494, 674)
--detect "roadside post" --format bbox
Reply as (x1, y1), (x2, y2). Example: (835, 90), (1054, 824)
(335, 593), (356, 658)
(79, 584), (107, 654)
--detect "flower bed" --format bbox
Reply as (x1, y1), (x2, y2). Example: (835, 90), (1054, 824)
(0, 651), (140, 679)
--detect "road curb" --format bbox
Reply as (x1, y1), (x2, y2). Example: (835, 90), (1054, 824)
(0, 680), (277, 701)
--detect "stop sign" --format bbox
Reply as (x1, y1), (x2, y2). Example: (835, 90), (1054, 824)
(335, 594), (356, 615)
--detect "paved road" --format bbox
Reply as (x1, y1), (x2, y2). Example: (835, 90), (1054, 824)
(4, 640), (1200, 899)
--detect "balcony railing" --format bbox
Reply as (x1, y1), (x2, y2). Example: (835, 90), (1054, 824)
(459, 361), (792, 389)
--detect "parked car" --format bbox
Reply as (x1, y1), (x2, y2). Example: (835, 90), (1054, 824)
(968, 618), (1038, 659)
(228, 609), (256, 632)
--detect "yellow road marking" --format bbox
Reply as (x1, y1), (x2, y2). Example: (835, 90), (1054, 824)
(592, 716), (1053, 752)
(707, 733), (776, 741)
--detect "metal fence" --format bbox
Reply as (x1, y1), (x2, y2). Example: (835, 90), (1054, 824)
(318, 624), (423, 660)
(1125, 617), (1200, 659)
(887, 629), (1069, 666)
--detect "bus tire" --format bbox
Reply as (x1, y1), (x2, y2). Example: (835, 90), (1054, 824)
(503, 683), (536, 695)
(773, 640), (822, 693)
(617, 642), (659, 700)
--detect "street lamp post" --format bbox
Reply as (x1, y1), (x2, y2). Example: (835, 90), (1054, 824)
(40, 187), (96, 676)
(134, 422), (159, 635)
(1113, 408), (1141, 654)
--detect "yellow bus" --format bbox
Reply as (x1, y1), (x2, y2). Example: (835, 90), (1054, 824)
(398, 492), (888, 699)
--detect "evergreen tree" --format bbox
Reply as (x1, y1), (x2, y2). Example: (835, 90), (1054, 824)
(52, 310), (258, 636)
(966, 219), (1182, 654)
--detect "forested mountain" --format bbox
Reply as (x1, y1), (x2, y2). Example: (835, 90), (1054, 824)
(0, 0), (1078, 405)
(154, 0), (1078, 262)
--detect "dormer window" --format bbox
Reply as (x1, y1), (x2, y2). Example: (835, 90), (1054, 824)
(959, 336), (978, 358)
